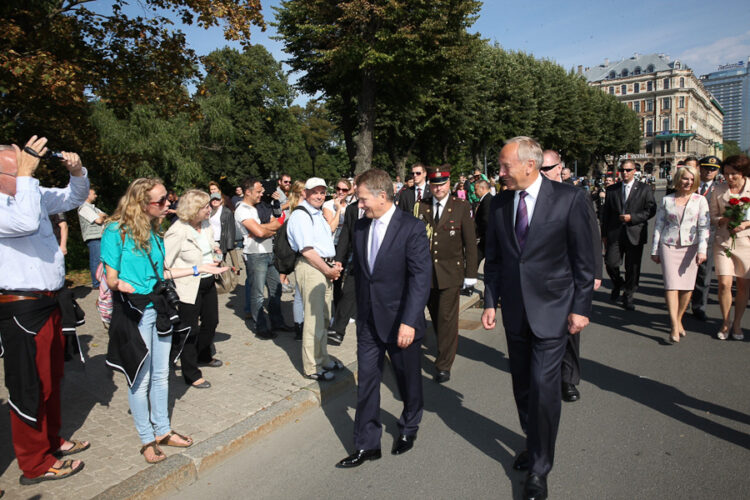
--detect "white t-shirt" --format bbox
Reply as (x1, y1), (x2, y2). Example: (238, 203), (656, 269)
(209, 205), (223, 242)
(235, 202), (273, 254)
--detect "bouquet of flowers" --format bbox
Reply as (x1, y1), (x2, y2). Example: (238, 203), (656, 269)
(722, 196), (750, 256)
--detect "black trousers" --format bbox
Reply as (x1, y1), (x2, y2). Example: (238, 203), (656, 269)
(561, 333), (580, 385)
(506, 316), (567, 477)
(331, 269), (357, 336)
(605, 232), (645, 302)
(176, 276), (219, 384)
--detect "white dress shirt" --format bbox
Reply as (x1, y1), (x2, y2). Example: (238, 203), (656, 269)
(513, 173), (543, 224)
(433, 196), (448, 222)
(0, 171), (90, 291)
(623, 179), (635, 201)
(367, 203), (397, 268)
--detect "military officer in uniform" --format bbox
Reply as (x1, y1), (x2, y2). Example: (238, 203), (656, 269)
(417, 165), (478, 383)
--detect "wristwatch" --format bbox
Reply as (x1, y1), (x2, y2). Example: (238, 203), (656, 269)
(192, 265), (199, 276)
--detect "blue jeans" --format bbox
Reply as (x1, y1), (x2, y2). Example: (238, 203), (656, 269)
(128, 308), (172, 444)
(244, 252), (284, 331)
(87, 239), (101, 287)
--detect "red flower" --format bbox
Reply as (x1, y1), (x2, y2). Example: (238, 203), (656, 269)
(729, 198), (741, 206)
(741, 197), (750, 203)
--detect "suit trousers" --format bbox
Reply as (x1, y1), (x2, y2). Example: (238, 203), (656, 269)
(506, 317), (568, 477)
(11, 308), (65, 478)
(354, 319), (423, 450)
(296, 258), (333, 375)
(176, 276), (219, 384)
(561, 333), (580, 386)
(427, 286), (461, 371)
(692, 242), (714, 312)
(331, 268), (356, 336)
(605, 232), (644, 302)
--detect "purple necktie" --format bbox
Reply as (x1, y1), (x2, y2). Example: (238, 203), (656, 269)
(369, 219), (381, 272)
(515, 191), (529, 250)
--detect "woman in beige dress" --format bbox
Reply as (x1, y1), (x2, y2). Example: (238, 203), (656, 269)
(710, 154), (750, 340)
(651, 165), (709, 343)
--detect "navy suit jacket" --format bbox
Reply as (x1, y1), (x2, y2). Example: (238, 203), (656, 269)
(353, 206), (431, 343)
(483, 176), (595, 338)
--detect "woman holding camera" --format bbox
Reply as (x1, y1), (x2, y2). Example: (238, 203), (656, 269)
(164, 190), (224, 389)
(102, 179), (226, 464)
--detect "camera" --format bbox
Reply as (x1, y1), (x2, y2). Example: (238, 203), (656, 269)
(43, 151), (64, 160)
(153, 278), (180, 309)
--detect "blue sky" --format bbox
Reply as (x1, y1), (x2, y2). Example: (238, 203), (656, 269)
(108, 0), (750, 98)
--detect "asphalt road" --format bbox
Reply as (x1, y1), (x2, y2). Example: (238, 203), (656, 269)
(164, 189), (750, 499)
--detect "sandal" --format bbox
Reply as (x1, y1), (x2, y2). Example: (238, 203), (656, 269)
(54, 439), (90, 458)
(717, 326), (729, 340)
(156, 430), (193, 448)
(731, 331), (744, 341)
(19, 459), (84, 485)
(140, 441), (166, 464)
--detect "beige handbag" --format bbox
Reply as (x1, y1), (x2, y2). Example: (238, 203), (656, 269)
(215, 248), (243, 294)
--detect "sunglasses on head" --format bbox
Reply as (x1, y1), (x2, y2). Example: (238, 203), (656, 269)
(149, 195), (168, 206)
(540, 163), (559, 172)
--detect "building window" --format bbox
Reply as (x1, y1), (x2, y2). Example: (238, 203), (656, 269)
(678, 118), (685, 131)
(609, 86), (614, 95)
(646, 120), (653, 136)
(634, 82), (640, 93)
(646, 142), (653, 154)
(663, 78), (670, 90)
(621, 68), (629, 77)
(633, 102), (640, 112)
(662, 97), (671, 110)
(621, 84), (627, 95)
(647, 81), (653, 92)
(634, 66), (642, 75)
(679, 77), (685, 88)
(679, 96), (685, 108)
(609, 71), (616, 79)
(647, 64), (655, 73)
(663, 118), (670, 132)
(646, 100), (654, 112)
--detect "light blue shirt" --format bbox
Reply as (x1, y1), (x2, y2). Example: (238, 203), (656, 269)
(287, 200), (335, 258)
(0, 171), (90, 291)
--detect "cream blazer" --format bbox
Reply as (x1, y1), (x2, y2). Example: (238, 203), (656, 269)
(164, 219), (216, 305)
(651, 192), (710, 255)
(709, 181), (750, 247)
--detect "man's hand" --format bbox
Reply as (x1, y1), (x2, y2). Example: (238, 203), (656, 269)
(481, 308), (496, 330)
(567, 313), (589, 335)
(61, 152), (83, 176)
(324, 265), (341, 281)
(397, 323), (415, 348)
(594, 279), (602, 291)
(619, 214), (632, 223)
(15, 136), (48, 177)
(271, 191), (281, 201)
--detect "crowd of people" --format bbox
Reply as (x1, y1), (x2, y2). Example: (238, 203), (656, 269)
(1, 133), (749, 500)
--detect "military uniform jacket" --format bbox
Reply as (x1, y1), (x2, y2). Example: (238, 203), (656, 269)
(417, 196), (478, 289)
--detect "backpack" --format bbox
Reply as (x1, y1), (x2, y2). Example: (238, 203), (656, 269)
(273, 206), (313, 274)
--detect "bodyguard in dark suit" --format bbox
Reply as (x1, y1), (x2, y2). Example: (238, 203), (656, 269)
(600, 160), (656, 310)
(417, 166), (478, 383)
(482, 137), (595, 500)
(337, 169), (431, 468)
(473, 179), (493, 265)
(396, 162), (431, 216)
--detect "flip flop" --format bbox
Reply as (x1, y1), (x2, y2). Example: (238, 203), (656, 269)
(19, 459), (84, 485)
(54, 440), (90, 458)
(156, 430), (193, 448)
(140, 442), (166, 464)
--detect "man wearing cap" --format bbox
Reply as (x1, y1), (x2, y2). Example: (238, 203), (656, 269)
(417, 165), (478, 383)
(287, 178), (343, 380)
(692, 155), (722, 321)
(397, 162), (431, 216)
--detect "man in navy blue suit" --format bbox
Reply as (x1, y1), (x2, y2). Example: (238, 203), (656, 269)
(337, 169), (431, 468)
(482, 137), (595, 500)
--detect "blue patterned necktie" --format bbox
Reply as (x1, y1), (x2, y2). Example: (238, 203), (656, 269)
(515, 191), (529, 250)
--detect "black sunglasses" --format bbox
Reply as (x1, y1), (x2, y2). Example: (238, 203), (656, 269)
(149, 195), (168, 206)
(411, 171), (424, 176)
(540, 163), (559, 172)
(619, 168), (635, 172)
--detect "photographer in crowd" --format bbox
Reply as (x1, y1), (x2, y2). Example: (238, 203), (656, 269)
(0, 136), (90, 484)
(101, 178), (225, 464)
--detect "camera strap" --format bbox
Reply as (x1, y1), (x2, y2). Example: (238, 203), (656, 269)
(144, 235), (166, 284)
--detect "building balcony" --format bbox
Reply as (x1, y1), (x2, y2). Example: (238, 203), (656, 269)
(654, 130), (696, 140)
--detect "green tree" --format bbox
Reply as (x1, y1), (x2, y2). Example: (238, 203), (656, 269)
(722, 140), (742, 158)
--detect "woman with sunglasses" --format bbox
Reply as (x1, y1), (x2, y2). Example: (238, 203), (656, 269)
(710, 154), (750, 340)
(323, 178), (351, 240)
(102, 179), (225, 463)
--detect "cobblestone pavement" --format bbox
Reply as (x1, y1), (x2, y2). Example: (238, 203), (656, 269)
(0, 274), (481, 499)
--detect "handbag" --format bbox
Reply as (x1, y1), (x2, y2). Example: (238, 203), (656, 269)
(215, 247), (243, 294)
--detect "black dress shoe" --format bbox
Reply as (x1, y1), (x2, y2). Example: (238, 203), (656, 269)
(609, 286), (621, 302)
(328, 332), (344, 345)
(523, 474), (548, 500)
(562, 383), (580, 402)
(336, 449), (382, 468)
(623, 300), (635, 311)
(513, 450), (529, 471)
(692, 309), (708, 321)
(434, 370), (450, 383)
(391, 434), (416, 455)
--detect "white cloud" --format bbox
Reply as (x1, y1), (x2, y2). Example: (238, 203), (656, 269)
(679, 31), (750, 75)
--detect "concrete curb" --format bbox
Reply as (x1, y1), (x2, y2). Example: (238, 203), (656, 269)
(93, 291), (481, 499)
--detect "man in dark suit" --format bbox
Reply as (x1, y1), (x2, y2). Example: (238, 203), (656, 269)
(600, 159), (656, 311)
(329, 194), (363, 345)
(473, 179), (493, 265)
(337, 169), (431, 468)
(417, 165), (478, 383)
(396, 162), (431, 216)
(482, 137), (595, 500)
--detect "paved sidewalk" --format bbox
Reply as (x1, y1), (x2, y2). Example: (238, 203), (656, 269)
(0, 274), (481, 499)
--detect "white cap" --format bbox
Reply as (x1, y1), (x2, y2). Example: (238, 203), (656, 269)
(305, 177), (327, 190)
